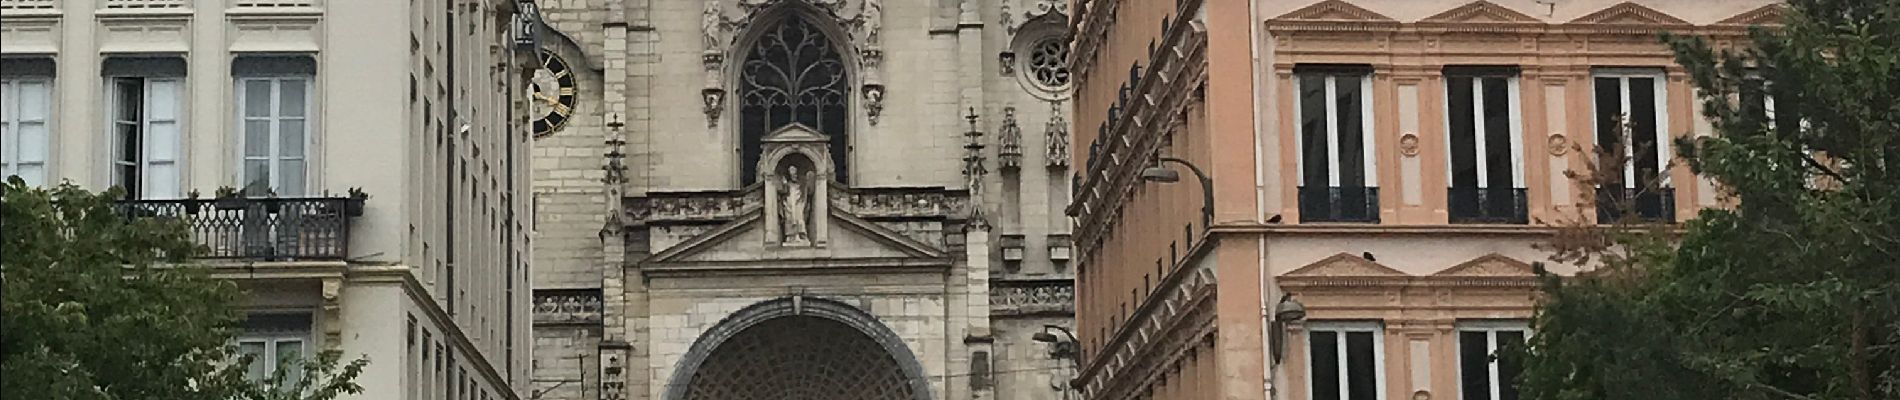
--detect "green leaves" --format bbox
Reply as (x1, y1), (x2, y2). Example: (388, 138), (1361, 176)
(1, 180), (364, 400)
(1517, 1), (1900, 399)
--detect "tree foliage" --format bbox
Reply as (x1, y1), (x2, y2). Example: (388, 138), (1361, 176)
(1, 179), (366, 400)
(1517, 1), (1900, 399)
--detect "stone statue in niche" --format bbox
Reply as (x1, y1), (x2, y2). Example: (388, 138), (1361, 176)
(779, 165), (813, 245)
(703, 0), (724, 50)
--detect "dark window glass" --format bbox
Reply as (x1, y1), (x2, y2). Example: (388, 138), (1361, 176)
(1345, 331), (1376, 400)
(1310, 331), (1341, 400)
(1460, 331), (1493, 400)
(1498, 331), (1526, 400)
(1481, 77), (1512, 191)
(1335, 75), (1365, 189)
(1447, 76), (1477, 188)
(1300, 74), (1329, 189)
(738, 17), (849, 184)
(1628, 77), (1659, 188)
(1593, 77), (1624, 187)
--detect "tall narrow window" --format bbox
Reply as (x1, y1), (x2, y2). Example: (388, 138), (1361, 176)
(1307, 322), (1384, 400)
(1592, 69), (1672, 222)
(738, 16), (849, 184)
(237, 313), (311, 385)
(0, 67), (52, 186)
(1444, 66), (1527, 224)
(1458, 322), (1528, 400)
(105, 57), (187, 200)
(1295, 65), (1379, 223)
(235, 56), (316, 196)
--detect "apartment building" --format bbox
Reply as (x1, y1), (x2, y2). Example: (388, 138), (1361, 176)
(0, 0), (537, 398)
(1069, 1), (1780, 400)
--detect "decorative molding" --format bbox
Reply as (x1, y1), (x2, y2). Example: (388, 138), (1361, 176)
(533, 290), (604, 325)
(1547, 133), (1570, 156)
(1419, 0), (1538, 24)
(828, 185), (972, 219)
(1567, 1), (1688, 26)
(989, 279), (1074, 316)
(1715, 3), (1786, 27)
(702, 0), (884, 127)
(1431, 253), (1534, 277)
(1283, 252), (1408, 277)
(625, 189), (765, 223)
(1265, 0), (1399, 33)
(1398, 133), (1421, 157)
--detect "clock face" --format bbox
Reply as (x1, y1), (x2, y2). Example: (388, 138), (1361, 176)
(530, 50), (578, 138)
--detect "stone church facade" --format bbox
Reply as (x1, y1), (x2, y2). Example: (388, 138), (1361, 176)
(523, 0), (1078, 399)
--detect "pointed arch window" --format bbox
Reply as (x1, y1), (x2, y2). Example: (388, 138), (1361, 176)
(739, 16), (849, 184)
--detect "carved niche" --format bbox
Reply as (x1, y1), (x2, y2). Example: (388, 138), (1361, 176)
(759, 124), (834, 247)
(702, 0), (885, 127)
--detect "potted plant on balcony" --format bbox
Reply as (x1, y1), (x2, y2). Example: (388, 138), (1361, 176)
(263, 189), (282, 214)
(345, 187), (370, 217)
(213, 186), (245, 211)
(183, 189), (202, 215)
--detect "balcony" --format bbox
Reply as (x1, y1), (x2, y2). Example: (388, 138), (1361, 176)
(117, 197), (363, 260)
(1299, 186), (1381, 223)
(1448, 187), (1529, 224)
(1595, 186), (1676, 223)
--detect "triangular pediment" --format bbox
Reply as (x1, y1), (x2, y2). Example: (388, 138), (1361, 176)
(763, 123), (829, 143)
(1431, 253), (1534, 277)
(1716, 4), (1786, 27)
(1421, 1), (1539, 24)
(1569, 2), (1687, 25)
(645, 206), (947, 269)
(1283, 253), (1408, 277)
(1271, 0), (1394, 22)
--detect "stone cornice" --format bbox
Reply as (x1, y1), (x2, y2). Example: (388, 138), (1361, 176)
(1074, 231), (1217, 398)
(1068, 27), (1208, 262)
(1070, 0), (1203, 86)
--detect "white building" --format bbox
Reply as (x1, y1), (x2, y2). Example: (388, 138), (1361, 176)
(0, 0), (536, 398)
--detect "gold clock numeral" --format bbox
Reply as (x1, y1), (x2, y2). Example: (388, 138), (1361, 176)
(560, 87), (576, 96)
(553, 69), (569, 79)
(551, 102), (571, 115)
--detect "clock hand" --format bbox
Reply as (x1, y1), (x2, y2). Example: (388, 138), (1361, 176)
(532, 92), (558, 103)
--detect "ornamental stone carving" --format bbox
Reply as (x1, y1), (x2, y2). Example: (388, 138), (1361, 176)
(1398, 132), (1420, 157)
(1045, 101), (1070, 168)
(701, 0), (885, 127)
(998, 106), (1024, 170)
(989, 279), (1075, 315)
(778, 165), (814, 246)
(533, 291), (604, 324)
(1547, 133), (1570, 156)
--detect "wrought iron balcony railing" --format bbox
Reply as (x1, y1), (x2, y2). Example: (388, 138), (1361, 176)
(1595, 186), (1676, 223)
(117, 197), (363, 260)
(1448, 187), (1529, 224)
(1298, 186), (1381, 223)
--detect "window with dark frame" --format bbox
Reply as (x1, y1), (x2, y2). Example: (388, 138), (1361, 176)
(1444, 66), (1527, 224)
(1458, 323), (1528, 400)
(1307, 322), (1383, 400)
(1, 58), (54, 187)
(104, 57), (187, 200)
(234, 56), (317, 197)
(1295, 65), (1379, 223)
(237, 313), (312, 386)
(1592, 69), (1674, 222)
(737, 16), (849, 185)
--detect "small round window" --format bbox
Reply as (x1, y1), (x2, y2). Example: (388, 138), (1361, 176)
(1025, 37), (1072, 92)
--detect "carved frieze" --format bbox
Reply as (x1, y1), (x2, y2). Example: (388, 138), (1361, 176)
(990, 279), (1075, 315)
(624, 190), (764, 223)
(533, 291), (604, 324)
(829, 184), (971, 219)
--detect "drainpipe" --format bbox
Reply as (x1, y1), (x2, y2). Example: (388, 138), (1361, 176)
(1246, 0), (1275, 397)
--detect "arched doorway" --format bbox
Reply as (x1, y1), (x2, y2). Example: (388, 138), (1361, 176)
(664, 297), (932, 400)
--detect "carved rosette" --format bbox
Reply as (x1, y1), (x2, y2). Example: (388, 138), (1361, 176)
(998, 106), (1023, 170)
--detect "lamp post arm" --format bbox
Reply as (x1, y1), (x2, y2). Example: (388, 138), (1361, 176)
(1158, 157), (1215, 230)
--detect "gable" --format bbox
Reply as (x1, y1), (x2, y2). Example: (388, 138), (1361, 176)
(1569, 2), (1688, 25)
(1282, 253), (1408, 277)
(645, 206), (947, 269)
(1420, 1), (1540, 24)
(1430, 253), (1534, 277)
(1715, 4), (1786, 27)
(1271, 0), (1394, 22)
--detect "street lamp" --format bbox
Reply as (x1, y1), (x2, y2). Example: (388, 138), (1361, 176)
(1269, 293), (1307, 365)
(1032, 325), (1083, 393)
(1141, 156), (1214, 231)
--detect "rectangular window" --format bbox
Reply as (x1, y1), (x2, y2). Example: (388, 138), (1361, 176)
(1, 68), (53, 186)
(1592, 69), (1673, 222)
(109, 77), (185, 199)
(1307, 321), (1384, 400)
(237, 77), (310, 196)
(1458, 322), (1528, 400)
(1444, 67), (1527, 224)
(1295, 65), (1379, 223)
(237, 313), (312, 385)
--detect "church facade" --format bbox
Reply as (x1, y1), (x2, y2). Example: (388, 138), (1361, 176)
(523, 1), (1079, 399)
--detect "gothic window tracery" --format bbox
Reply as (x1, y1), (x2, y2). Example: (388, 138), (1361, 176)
(740, 16), (850, 185)
(1026, 37), (1071, 91)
